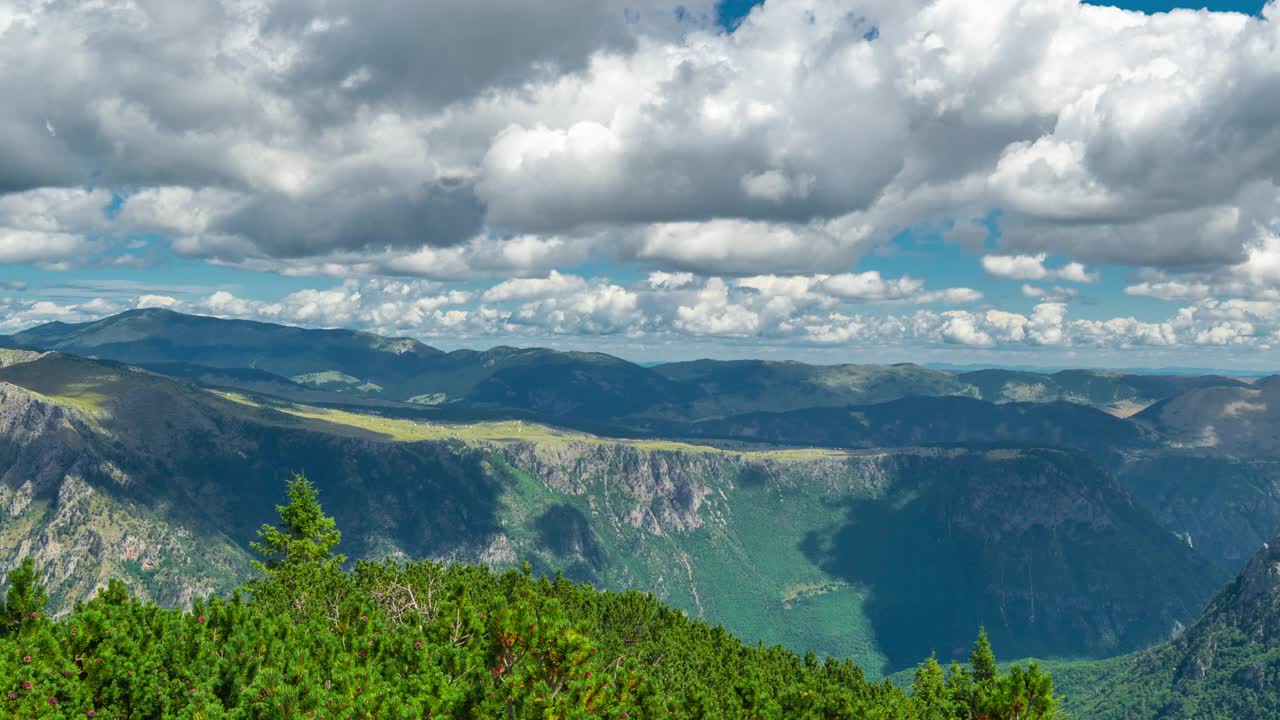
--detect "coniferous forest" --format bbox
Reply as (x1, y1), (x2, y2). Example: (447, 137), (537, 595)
(1, 475), (1059, 720)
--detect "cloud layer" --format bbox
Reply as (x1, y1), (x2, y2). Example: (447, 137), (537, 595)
(2, 0), (1279, 362)
(3, 272), (1276, 364)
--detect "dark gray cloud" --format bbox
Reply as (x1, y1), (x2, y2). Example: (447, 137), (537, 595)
(264, 0), (641, 116)
(216, 180), (486, 257)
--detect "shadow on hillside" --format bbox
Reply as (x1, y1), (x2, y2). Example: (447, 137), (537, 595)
(530, 504), (607, 585)
(157, 426), (507, 565)
(737, 462), (772, 488)
(798, 449), (1216, 675)
(799, 485), (991, 674)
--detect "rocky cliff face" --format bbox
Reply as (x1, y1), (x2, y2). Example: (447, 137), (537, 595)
(494, 442), (885, 537)
(1116, 453), (1280, 572)
(1044, 534), (1280, 720)
(1188, 535), (1280, 657)
(0, 382), (250, 610)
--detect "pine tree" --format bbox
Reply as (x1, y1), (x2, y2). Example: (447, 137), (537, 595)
(912, 654), (953, 719)
(251, 473), (345, 572)
(0, 557), (45, 635)
(946, 660), (975, 717)
(970, 627), (998, 686)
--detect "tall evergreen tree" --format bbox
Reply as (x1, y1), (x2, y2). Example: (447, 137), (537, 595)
(913, 654), (954, 719)
(251, 473), (345, 571)
(970, 627), (999, 685)
(0, 557), (44, 636)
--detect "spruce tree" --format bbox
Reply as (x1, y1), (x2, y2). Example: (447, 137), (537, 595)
(970, 626), (999, 685)
(251, 473), (345, 572)
(912, 654), (952, 719)
(0, 557), (44, 635)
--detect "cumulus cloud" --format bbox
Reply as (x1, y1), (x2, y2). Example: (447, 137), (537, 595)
(1126, 233), (1280, 303)
(136, 295), (180, 310)
(0, 231), (90, 266)
(982, 254), (1098, 283)
(511, 283), (645, 336)
(482, 271), (588, 303)
(1, 0), (1275, 280)
(1, 271), (1278, 359)
(4, 0), (1280, 364)
(1022, 285), (1078, 302)
(647, 271), (697, 290)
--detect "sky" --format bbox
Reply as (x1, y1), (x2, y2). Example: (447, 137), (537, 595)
(1, 0), (1279, 370)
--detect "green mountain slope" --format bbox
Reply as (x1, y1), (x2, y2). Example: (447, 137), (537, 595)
(10, 309), (687, 408)
(681, 396), (1153, 454)
(462, 348), (700, 420)
(960, 369), (1248, 415)
(1135, 376), (1280, 456)
(652, 359), (977, 416)
(1115, 452), (1280, 571)
(0, 353), (1223, 676)
(1053, 534), (1280, 720)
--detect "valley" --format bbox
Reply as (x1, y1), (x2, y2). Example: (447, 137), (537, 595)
(1, 310), (1278, 707)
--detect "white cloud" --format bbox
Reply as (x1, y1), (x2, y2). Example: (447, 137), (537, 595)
(820, 272), (925, 302)
(1022, 285), (1078, 301)
(3, 270), (1280, 358)
(633, 219), (875, 276)
(1056, 262), (1097, 284)
(482, 271), (587, 303)
(647, 271), (697, 290)
(0, 231), (90, 266)
(0, 0), (1276, 283)
(919, 288), (984, 305)
(982, 254), (1098, 283)
(674, 278), (762, 337)
(941, 313), (995, 347)
(4, 0), (1280, 361)
(511, 283), (645, 336)
(136, 295), (180, 309)
(1125, 280), (1214, 302)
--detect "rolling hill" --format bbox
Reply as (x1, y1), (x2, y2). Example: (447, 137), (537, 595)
(959, 368), (1249, 416)
(1135, 376), (1280, 457)
(679, 396), (1154, 454)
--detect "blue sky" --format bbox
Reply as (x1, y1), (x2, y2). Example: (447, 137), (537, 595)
(716, 0), (1271, 27)
(1, 0), (1278, 369)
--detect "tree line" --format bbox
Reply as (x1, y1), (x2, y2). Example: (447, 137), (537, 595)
(1, 473), (1059, 719)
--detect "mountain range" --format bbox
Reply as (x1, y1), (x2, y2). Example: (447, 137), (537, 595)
(2, 309), (1279, 708)
(5, 308), (1253, 421)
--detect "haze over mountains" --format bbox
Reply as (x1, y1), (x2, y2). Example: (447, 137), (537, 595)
(2, 309), (1280, 713)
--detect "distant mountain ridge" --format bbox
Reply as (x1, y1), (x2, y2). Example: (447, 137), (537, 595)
(10, 309), (1257, 423)
(678, 396), (1154, 454)
(1135, 377), (1280, 457)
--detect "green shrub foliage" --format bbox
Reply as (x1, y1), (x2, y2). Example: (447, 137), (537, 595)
(0, 474), (1059, 719)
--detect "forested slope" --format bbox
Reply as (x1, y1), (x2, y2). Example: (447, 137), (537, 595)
(0, 477), (1062, 719)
